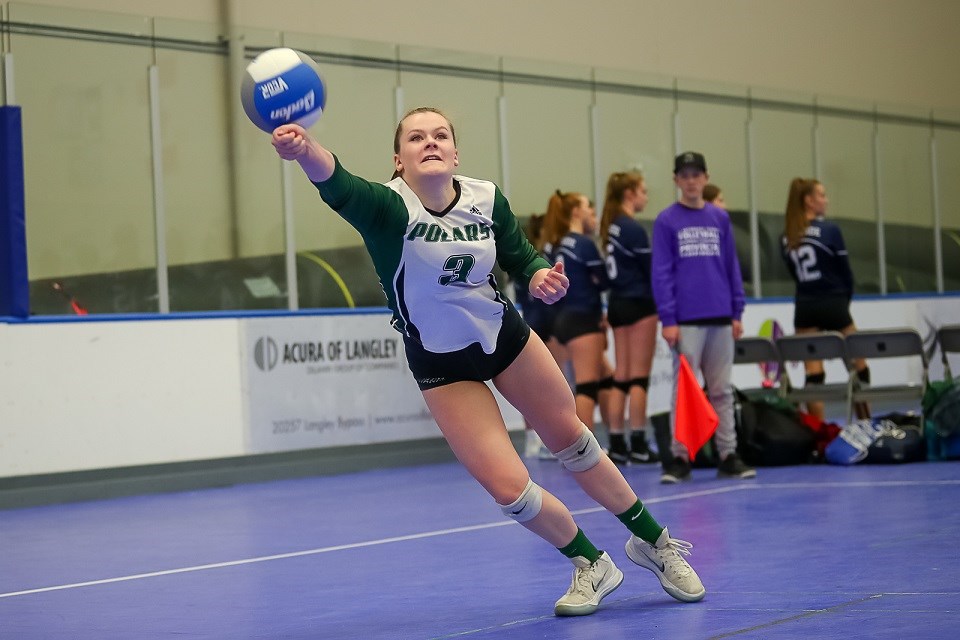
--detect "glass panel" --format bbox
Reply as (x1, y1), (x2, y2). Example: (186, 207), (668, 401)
(12, 16), (156, 315)
(877, 121), (936, 293)
(5, 4), (960, 319)
(153, 18), (261, 312)
(675, 89), (749, 208)
(501, 58), (594, 219)
(816, 115), (880, 294)
(752, 105), (816, 297)
(593, 90), (675, 230)
(935, 127), (960, 291)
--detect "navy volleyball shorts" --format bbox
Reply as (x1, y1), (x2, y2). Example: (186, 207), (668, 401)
(794, 295), (854, 332)
(403, 303), (531, 390)
(553, 308), (604, 345)
(607, 295), (657, 328)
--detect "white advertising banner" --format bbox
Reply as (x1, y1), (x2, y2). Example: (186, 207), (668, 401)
(242, 313), (436, 453)
(241, 313), (523, 454)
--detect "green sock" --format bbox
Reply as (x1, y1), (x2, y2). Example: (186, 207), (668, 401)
(557, 528), (601, 563)
(617, 500), (664, 544)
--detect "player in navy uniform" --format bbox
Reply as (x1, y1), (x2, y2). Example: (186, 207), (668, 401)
(543, 191), (611, 435)
(782, 178), (870, 420)
(599, 171), (659, 465)
(271, 108), (704, 616)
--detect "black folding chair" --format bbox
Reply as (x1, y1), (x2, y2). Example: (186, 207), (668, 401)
(776, 331), (853, 419)
(845, 328), (928, 418)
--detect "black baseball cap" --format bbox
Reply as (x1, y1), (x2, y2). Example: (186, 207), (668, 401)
(674, 151), (707, 174)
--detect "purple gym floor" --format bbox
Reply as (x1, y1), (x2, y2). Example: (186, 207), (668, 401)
(2, 459), (958, 639)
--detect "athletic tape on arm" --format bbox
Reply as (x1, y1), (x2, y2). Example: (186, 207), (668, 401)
(499, 478), (543, 523)
(556, 427), (602, 472)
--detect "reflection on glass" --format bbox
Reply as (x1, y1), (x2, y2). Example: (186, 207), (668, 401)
(15, 30), (157, 315)
(817, 116), (880, 294)
(878, 122), (936, 293)
(753, 110), (816, 298)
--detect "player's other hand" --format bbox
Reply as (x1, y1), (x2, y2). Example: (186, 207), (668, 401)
(531, 262), (568, 305)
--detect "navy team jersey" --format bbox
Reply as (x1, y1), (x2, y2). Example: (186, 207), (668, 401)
(555, 232), (609, 313)
(605, 214), (653, 298)
(780, 217), (854, 299)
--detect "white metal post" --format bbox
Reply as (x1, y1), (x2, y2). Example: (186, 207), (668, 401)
(148, 65), (170, 313)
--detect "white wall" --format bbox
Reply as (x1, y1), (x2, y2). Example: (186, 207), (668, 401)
(0, 312), (519, 479)
(0, 318), (247, 477)
(3, 296), (958, 479)
(7, 0), (960, 112)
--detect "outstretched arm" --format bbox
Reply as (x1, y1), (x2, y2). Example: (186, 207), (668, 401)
(529, 262), (569, 305)
(271, 123), (335, 182)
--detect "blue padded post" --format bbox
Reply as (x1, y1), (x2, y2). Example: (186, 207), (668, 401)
(0, 106), (28, 318)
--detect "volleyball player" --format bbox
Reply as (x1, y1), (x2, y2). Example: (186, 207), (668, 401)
(599, 171), (659, 465)
(782, 178), (870, 420)
(542, 191), (610, 435)
(270, 108), (705, 616)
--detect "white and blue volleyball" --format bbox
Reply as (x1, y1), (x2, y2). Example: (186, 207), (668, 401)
(241, 47), (327, 133)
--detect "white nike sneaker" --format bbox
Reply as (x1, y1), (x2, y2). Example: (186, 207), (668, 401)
(625, 527), (705, 602)
(554, 551), (623, 616)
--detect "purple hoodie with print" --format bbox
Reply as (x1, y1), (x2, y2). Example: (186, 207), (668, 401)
(651, 202), (745, 326)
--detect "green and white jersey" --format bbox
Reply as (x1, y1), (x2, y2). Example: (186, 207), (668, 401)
(314, 157), (550, 354)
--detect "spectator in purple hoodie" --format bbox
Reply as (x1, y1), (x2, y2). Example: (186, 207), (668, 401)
(651, 152), (755, 483)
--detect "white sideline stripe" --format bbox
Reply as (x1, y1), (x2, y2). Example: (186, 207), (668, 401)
(748, 480), (960, 489)
(0, 486), (746, 600)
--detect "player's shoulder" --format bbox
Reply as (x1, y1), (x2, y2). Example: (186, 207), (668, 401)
(454, 174), (497, 197)
(457, 175), (505, 217)
(619, 217), (650, 242)
(812, 217), (844, 238)
(819, 217), (843, 231)
(615, 213), (643, 230)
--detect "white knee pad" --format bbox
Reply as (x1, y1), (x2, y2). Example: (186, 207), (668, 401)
(499, 478), (543, 523)
(556, 427), (602, 472)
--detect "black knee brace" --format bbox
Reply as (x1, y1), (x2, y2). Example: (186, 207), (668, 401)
(575, 381), (600, 402)
(598, 376), (614, 391)
(856, 366), (871, 385)
(805, 372), (826, 386)
(629, 376), (650, 391)
(613, 378), (632, 394)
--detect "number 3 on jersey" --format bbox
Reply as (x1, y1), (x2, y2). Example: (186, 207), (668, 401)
(439, 254), (476, 285)
(788, 245), (821, 282)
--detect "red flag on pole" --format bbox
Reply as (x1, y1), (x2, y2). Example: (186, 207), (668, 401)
(675, 353), (719, 461)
